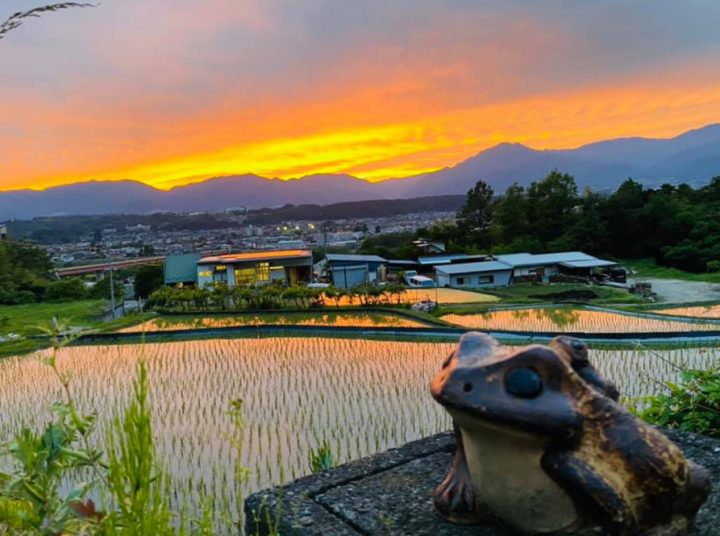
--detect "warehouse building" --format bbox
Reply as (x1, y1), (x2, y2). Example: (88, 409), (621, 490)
(324, 254), (389, 288)
(196, 249), (313, 288)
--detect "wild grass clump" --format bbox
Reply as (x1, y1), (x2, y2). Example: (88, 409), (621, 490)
(636, 367), (720, 438)
(0, 319), (236, 534)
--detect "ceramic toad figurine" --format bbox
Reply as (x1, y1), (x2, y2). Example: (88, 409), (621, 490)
(430, 332), (711, 535)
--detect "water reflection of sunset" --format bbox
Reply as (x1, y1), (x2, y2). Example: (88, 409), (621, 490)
(119, 312), (428, 333)
(441, 308), (718, 333)
(651, 305), (720, 320)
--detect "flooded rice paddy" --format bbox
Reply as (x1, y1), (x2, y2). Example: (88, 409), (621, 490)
(650, 304), (720, 319)
(334, 287), (499, 305)
(0, 336), (716, 523)
(441, 307), (718, 333)
(120, 311), (430, 332)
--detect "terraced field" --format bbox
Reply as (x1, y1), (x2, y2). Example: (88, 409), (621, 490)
(650, 304), (720, 320)
(441, 307), (718, 333)
(0, 336), (715, 525)
(120, 311), (430, 332)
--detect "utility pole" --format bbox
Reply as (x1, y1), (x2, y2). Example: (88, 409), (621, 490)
(108, 258), (116, 319)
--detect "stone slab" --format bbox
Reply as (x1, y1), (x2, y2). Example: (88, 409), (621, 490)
(245, 430), (720, 535)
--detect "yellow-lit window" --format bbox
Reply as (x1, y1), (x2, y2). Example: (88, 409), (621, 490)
(234, 267), (255, 285)
(198, 271), (212, 277)
(215, 265), (227, 271)
(256, 262), (270, 282)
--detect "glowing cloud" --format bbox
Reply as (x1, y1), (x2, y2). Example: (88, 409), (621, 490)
(1, 0), (719, 191)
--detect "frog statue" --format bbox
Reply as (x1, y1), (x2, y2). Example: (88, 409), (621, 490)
(430, 332), (711, 536)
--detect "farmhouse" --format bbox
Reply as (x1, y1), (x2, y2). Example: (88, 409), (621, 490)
(495, 251), (617, 283)
(436, 251), (619, 289)
(436, 261), (513, 288)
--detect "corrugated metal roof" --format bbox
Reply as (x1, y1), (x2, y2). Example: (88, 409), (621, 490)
(199, 249), (311, 264)
(435, 260), (513, 275)
(386, 259), (419, 265)
(325, 254), (387, 263)
(417, 254), (488, 265)
(495, 251), (596, 267)
(559, 259), (617, 268)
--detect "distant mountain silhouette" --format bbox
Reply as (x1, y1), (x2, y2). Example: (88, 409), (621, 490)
(2, 123), (719, 219)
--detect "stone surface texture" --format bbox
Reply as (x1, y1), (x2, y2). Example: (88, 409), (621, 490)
(245, 430), (720, 535)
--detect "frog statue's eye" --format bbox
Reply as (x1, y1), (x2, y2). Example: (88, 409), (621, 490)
(504, 368), (543, 398)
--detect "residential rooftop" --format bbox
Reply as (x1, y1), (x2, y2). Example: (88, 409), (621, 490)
(325, 254), (387, 263)
(435, 260), (513, 275)
(494, 251), (598, 267)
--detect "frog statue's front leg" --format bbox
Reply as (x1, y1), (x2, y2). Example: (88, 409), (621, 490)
(541, 449), (632, 535)
(433, 423), (489, 525)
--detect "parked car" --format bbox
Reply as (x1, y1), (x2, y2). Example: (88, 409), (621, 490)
(408, 275), (435, 288)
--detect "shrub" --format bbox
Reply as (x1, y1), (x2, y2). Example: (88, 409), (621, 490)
(638, 367), (720, 438)
(707, 260), (720, 273)
(44, 278), (87, 302)
(0, 290), (37, 305)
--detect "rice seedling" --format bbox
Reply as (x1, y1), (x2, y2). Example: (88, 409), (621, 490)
(441, 308), (718, 333)
(0, 336), (715, 530)
(650, 304), (720, 320)
(335, 288), (498, 306)
(119, 311), (428, 333)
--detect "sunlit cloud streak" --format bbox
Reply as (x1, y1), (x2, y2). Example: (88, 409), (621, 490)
(1, 0), (719, 190)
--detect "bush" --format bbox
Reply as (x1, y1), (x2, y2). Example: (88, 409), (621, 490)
(0, 290), (37, 305)
(44, 278), (87, 302)
(134, 265), (164, 300)
(639, 367), (720, 438)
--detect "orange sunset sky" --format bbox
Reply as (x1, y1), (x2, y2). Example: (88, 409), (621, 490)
(1, 0), (720, 192)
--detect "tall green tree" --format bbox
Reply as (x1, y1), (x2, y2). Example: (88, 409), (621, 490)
(134, 265), (164, 300)
(526, 171), (579, 247)
(493, 183), (528, 244)
(457, 180), (495, 249)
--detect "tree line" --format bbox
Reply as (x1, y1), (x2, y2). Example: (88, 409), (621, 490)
(363, 171), (720, 274)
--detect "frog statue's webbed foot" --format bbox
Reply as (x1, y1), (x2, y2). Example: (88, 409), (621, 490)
(433, 424), (487, 525)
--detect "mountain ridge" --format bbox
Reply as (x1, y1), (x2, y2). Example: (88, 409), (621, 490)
(2, 123), (719, 219)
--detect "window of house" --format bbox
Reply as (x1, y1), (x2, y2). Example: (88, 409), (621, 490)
(256, 262), (270, 282)
(198, 271), (212, 278)
(215, 265), (227, 272)
(478, 275), (495, 284)
(234, 267), (256, 285)
(456, 277), (465, 285)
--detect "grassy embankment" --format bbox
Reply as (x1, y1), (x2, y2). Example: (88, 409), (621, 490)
(622, 258), (720, 284)
(454, 282), (643, 309)
(0, 300), (152, 357)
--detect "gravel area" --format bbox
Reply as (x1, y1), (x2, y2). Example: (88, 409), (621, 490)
(631, 278), (720, 304)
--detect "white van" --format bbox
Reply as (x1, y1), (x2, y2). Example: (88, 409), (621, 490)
(408, 275), (435, 288)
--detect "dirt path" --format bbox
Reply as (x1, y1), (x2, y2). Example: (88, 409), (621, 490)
(630, 278), (720, 304)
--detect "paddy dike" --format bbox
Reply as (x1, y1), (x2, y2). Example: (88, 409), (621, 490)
(246, 429), (720, 536)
